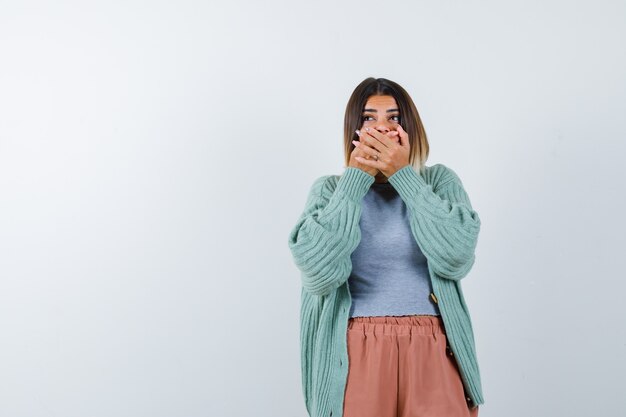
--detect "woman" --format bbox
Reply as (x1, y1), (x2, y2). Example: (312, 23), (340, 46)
(288, 77), (483, 417)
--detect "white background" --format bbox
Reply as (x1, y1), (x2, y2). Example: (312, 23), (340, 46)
(1, 1), (625, 416)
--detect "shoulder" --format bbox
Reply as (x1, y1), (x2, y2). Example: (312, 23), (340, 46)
(424, 163), (464, 191)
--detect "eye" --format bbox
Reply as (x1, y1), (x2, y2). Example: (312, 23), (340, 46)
(362, 114), (401, 123)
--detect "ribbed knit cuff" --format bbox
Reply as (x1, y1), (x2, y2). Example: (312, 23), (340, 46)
(334, 167), (375, 201)
(387, 164), (428, 196)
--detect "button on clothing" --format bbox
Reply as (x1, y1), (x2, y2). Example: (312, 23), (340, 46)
(430, 292), (439, 304)
(343, 315), (479, 417)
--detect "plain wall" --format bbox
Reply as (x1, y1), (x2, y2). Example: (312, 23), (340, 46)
(1, 0), (625, 416)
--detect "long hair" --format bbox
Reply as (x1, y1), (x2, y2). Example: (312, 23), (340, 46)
(343, 77), (429, 174)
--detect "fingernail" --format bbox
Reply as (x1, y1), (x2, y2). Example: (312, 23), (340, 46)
(352, 140), (358, 145)
(355, 129), (360, 136)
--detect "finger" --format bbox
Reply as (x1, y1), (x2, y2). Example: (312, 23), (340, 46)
(352, 139), (371, 156)
(354, 130), (372, 150)
(365, 128), (394, 148)
(354, 147), (370, 159)
(361, 129), (386, 152)
(352, 140), (379, 158)
(355, 155), (382, 168)
(358, 128), (395, 139)
(397, 125), (409, 147)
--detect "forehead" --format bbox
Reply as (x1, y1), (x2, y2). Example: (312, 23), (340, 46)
(363, 95), (397, 109)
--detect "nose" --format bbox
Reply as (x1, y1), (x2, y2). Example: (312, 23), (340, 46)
(375, 122), (391, 133)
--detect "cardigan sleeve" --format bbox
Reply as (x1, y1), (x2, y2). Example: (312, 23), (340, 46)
(287, 167), (375, 296)
(387, 164), (481, 282)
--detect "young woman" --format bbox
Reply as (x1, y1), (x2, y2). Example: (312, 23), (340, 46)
(288, 77), (483, 417)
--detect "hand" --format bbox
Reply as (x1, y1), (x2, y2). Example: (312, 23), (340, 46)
(353, 125), (411, 178)
(348, 130), (400, 176)
(348, 138), (379, 177)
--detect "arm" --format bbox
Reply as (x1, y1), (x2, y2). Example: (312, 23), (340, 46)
(287, 167), (375, 296)
(387, 164), (481, 281)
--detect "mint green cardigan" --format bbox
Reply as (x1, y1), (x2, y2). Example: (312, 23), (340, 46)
(287, 164), (483, 417)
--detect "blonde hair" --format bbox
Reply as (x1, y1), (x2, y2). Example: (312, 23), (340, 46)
(343, 77), (429, 174)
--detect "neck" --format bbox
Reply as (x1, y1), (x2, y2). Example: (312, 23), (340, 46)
(374, 173), (388, 183)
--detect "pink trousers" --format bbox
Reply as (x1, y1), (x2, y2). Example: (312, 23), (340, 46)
(342, 315), (479, 417)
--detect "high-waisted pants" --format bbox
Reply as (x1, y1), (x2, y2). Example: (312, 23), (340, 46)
(342, 315), (479, 417)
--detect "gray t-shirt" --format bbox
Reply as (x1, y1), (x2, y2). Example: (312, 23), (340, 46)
(347, 180), (440, 318)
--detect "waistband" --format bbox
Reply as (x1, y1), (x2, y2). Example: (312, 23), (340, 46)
(348, 314), (445, 337)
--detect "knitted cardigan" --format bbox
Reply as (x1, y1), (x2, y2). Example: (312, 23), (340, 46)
(287, 163), (483, 417)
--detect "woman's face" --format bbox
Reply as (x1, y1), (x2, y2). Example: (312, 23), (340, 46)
(361, 94), (401, 141)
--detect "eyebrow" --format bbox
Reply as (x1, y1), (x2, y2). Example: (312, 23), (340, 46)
(362, 108), (399, 113)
